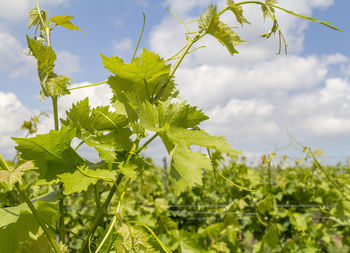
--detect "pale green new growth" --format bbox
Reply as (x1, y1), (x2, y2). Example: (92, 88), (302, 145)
(50, 15), (84, 32)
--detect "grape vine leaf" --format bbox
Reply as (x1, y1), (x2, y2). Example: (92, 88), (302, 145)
(101, 49), (178, 119)
(160, 128), (235, 194)
(50, 15), (84, 32)
(0, 190), (59, 228)
(137, 100), (235, 194)
(0, 200), (58, 253)
(44, 74), (71, 97)
(12, 125), (84, 182)
(27, 36), (71, 99)
(115, 224), (156, 252)
(262, 0), (277, 19)
(26, 35), (56, 82)
(0, 161), (36, 188)
(58, 163), (117, 195)
(199, 5), (245, 55)
(62, 98), (131, 165)
(226, 0), (251, 26)
(0, 191), (59, 253)
(28, 8), (42, 29)
(138, 100), (209, 131)
(263, 226), (279, 249)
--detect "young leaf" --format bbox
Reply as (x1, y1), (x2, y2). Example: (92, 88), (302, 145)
(115, 223), (156, 252)
(63, 98), (131, 164)
(12, 125), (84, 182)
(226, 0), (251, 26)
(64, 98), (127, 133)
(26, 35), (56, 82)
(50, 15), (84, 32)
(101, 49), (177, 105)
(28, 8), (41, 29)
(261, 0), (277, 20)
(199, 5), (245, 55)
(0, 161), (36, 188)
(44, 74), (71, 97)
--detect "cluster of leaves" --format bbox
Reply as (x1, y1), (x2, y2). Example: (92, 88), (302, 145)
(116, 153), (350, 252)
(0, 0), (343, 252)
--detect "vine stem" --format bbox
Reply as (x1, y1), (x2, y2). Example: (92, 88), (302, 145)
(52, 95), (65, 243)
(80, 174), (124, 253)
(80, 133), (156, 252)
(15, 183), (62, 253)
(68, 80), (108, 91)
(131, 12), (146, 61)
(154, 32), (203, 101)
(95, 180), (129, 252)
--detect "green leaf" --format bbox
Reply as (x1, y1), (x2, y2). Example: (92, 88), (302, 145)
(26, 35), (56, 82)
(160, 128), (234, 194)
(65, 98), (127, 133)
(102, 49), (177, 117)
(199, 5), (245, 55)
(116, 223), (156, 252)
(199, 5), (216, 31)
(261, 0), (277, 20)
(138, 100), (209, 131)
(137, 100), (234, 194)
(50, 15), (84, 32)
(290, 213), (307, 232)
(58, 163), (117, 195)
(44, 74), (71, 97)
(0, 191), (59, 228)
(226, 0), (251, 26)
(118, 162), (137, 180)
(0, 198), (58, 253)
(264, 225), (279, 249)
(28, 8), (41, 29)
(257, 194), (275, 214)
(12, 125), (84, 182)
(0, 161), (36, 188)
(63, 98), (131, 164)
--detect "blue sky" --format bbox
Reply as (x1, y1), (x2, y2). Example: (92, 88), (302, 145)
(1, 0), (350, 164)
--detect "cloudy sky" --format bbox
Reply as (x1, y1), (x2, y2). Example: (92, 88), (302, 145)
(0, 0), (349, 164)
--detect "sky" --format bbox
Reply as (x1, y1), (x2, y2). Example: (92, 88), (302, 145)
(0, 0), (350, 165)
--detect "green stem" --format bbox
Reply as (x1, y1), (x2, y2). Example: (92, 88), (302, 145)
(154, 32), (203, 101)
(68, 80), (108, 91)
(95, 180), (129, 253)
(131, 12), (146, 61)
(80, 132), (156, 252)
(74, 140), (85, 151)
(36, 0), (46, 30)
(135, 133), (158, 155)
(80, 174), (124, 253)
(0, 153), (10, 171)
(52, 97), (59, 131)
(52, 96), (65, 243)
(15, 184), (62, 253)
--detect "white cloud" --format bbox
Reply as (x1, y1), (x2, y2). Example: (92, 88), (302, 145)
(36, 81), (114, 134)
(55, 50), (81, 76)
(113, 38), (133, 52)
(0, 0), (69, 23)
(146, 0), (349, 160)
(0, 31), (36, 77)
(0, 92), (32, 158)
(176, 55), (330, 109)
